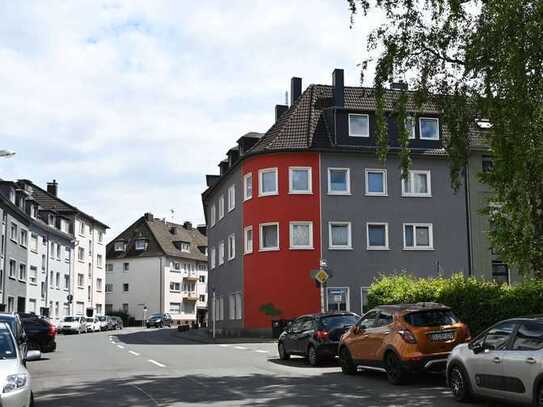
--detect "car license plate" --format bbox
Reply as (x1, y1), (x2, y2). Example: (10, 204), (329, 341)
(430, 331), (454, 342)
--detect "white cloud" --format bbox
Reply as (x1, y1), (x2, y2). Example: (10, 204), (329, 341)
(0, 1), (381, 241)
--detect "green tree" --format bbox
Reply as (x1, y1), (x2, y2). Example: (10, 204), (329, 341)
(348, 0), (543, 276)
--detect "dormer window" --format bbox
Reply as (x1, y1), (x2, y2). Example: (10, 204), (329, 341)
(48, 214), (55, 226)
(134, 239), (147, 251)
(181, 242), (190, 253)
(9, 188), (15, 204)
(114, 241), (126, 252)
(348, 114), (369, 138)
(419, 117), (440, 140)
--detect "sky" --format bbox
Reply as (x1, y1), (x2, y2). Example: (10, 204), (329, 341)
(0, 1), (380, 241)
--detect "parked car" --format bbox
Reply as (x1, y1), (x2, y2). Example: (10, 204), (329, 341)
(0, 313), (29, 358)
(278, 312), (360, 366)
(86, 317), (100, 332)
(447, 316), (543, 405)
(0, 321), (41, 407)
(109, 316), (123, 330)
(20, 314), (56, 353)
(146, 313), (173, 328)
(339, 303), (471, 384)
(58, 316), (86, 334)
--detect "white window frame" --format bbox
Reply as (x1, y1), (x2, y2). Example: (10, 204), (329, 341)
(328, 222), (352, 250)
(259, 222), (280, 252)
(210, 247), (216, 269)
(360, 287), (370, 314)
(406, 115), (416, 139)
(227, 233), (235, 261)
(327, 168), (351, 195)
(419, 117), (440, 140)
(366, 222), (390, 250)
(210, 205), (216, 227)
(243, 173), (253, 201)
(289, 221), (314, 250)
(244, 226), (253, 254)
(169, 302), (181, 314)
(288, 167), (312, 194)
(326, 287), (351, 312)
(403, 223), (434, 250)
(218, 241), (225, 265)
(402, 170), (432, 197)
(258, 168), (278, 197)
(135, 239), (146, 251)
(218, 195), (225, 220)
(348, 113), (370, 138)
(364, 169), (388, 196)
(227, 185), (236, 212)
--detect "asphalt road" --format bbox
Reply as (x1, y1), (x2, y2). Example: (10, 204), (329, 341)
(28, 328), (489, 407)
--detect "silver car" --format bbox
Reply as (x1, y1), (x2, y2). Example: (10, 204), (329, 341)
(447, 317), (543, 406)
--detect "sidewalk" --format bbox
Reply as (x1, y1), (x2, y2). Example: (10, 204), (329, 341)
(173, 328), (276, 344)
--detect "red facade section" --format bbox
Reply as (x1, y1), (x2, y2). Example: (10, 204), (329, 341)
(242, 152), (321, 329)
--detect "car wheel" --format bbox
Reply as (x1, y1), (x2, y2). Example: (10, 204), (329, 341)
(384, 351), (406, 385)
(449, 364), (471, 402)
(339, 347), (357, 375)
(278, 342), (290, 360)
(307, 345), (320, 367)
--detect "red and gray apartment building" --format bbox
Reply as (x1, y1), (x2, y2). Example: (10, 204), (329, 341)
(202, 68), (502, 336)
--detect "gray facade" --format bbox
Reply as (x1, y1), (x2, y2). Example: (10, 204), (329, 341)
(205, 164), (244, 335)
(320, 153), (470, 314)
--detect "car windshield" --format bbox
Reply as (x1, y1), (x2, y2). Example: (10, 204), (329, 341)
(150, 313), (161, 318)
(320, 315), (359, 330)
(0, 330), (17, 359)
(63, 317), (77, 322)
(404, 310), (459, 327)
(98, 316), (106, 321)
(86, 318), (94, 322)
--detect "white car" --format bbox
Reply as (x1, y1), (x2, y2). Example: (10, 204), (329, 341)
(58, 316), (86, 334)
(85, 317), (100, 333)
(0, 321), (41, 407)
(96, 316), (110, 331)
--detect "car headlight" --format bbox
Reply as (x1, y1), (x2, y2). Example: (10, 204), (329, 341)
(3, 374), (28, 393)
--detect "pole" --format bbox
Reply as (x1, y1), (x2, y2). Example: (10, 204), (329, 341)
(320, 283), (325, 313)
(212, 290), (216, 339)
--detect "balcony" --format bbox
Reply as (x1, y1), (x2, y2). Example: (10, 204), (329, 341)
(182, 270), (198, 280)
(182, 291), (198, 301)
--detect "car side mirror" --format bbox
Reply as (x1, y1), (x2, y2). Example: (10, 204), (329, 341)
(25, 350), (41, 362)
(470, 342), (484, 354)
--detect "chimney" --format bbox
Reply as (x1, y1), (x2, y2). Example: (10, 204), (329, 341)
(332, 68), (344, 108)
(47, 180), (58, 196)
(144, 212), (154, 222)
(290, 77), (302, 105)
(275, 104), (288, 122)
(197, 224), (207, 236)
(391, 81), (408, 91)
(183, 221), (193, 230)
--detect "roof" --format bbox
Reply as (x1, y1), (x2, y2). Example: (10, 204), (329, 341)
(106, 215), (207, 262)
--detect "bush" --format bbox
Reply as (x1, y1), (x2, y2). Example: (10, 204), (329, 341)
(368, 274), (543, 335)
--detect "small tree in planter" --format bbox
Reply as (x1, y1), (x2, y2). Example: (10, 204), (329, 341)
(259, 303), (283, 320)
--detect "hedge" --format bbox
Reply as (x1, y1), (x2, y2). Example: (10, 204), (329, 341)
(367, 274), (543, 335)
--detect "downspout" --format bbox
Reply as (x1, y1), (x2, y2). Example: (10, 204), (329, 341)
(160, 257), (163, 314)
(1, 215), (6, 306)
(464, 163), (473, 277)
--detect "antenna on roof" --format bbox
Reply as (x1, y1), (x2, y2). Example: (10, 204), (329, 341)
(170, 209), (175, 222)
(285, 91), (288, 106)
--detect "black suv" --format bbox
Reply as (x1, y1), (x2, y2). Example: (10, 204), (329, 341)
(146, 313), (173, 328)
(278, 312), (359, 366)
(19, 314), (56, 353)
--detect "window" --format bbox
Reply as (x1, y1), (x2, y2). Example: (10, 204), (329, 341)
(123, 283), (129, 292)
(123, 262), (129, 272)
(403, 223), (434, 250)
(512, 321), (543, 351)
(64, 275), (70, 290)
(258, 168), (278, 196)
(10, 223), (17, 241)
(78, 247), (85, 261)
(327, 287), (349, 312)
(365, 169), (387, 196)
(20, 229), (27, 247)
(7, 297), (14, 313)
(105, 283), (112, 293)
(402, 170), (431, 197)
(367, 223), (389, 250)
(77, 273), (84, 287)
(289, 222), (313, 249)
(9, 260), (16, 278)
(114, 241), (125, 252)
(79, 221), (86, 236)
(28, 299), (36, 314)
(215, 296), (224, 321)
(419, 117), (440, 140)
(360, 287), (369, 314)
(492, 261), (509, 284)
(348, 114), (369, 137)
(169, 303), (181, 314)
(29, 266), (37, 284)
(106, 264), (113, 272)
(227, 234), (235, 260)
(243, 173), (253, 200)
(105, 304), (113, 313)
(227, 185), (235, 211)
(30, 234), (38, 252)
(259, 223), (279, 251)
(180, 242), (190, 253)
(199, 275), (206, 283)
(122, 303), (128, 313)
(55, 272), (60, 288)
(210, 247), (216, 269)
(96, 278), (103, 291)
(50, 270), (54, 287)
(64, 246), (70, 261)
(98, 231), (104, 243)
(229, 293), (242, 320)
(210, 205), (216, 227)
(41, 254), (46, 270)
(482, 156), (493, 173)
(170, 282), (181, 292)
(329, 222), (352, 249)
(199, 295), (206, 302)
(135, 239), (146, 251)
(480, 321), (516, 351)
(405, 115), (416, 139)
(218, 241), (225, 265)
(97, 255), (103, 268)
(328, 168), (350, 195)
(19, 264), (26, 281)
(289, 167), (312, 194)
(218, 195), (225, 220)
(56, 244), (61, 259)
(244, 226), (253, 254)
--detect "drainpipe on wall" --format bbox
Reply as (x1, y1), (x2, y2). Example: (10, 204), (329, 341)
(159, 257), (164, 314)
(463, 164), (473, 277)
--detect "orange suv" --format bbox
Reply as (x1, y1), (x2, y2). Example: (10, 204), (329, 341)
(338, 303), (471, 384)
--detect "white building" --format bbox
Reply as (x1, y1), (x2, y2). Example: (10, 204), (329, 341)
(106, 213), (208, 325)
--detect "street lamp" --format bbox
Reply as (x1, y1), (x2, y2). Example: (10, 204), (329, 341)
(0, 150), (15, 158)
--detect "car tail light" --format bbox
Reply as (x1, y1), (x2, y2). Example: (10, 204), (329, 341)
(48, 323), (57, 337)
(398, 329), (417, 344)
(313, 330), (329, 342)
(463, 325), (471, 341)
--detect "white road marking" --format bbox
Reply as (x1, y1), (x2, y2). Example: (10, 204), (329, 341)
(128, 351), (140, 356)
(234, 346), (248, 350)
(117, 345), (125, 349)
(148, 359), (166, 368)
(255, 350), (269, 353)
(219, 344), (230, 347)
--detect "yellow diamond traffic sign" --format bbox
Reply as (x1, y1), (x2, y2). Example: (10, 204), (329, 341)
(314, 269), (329, 284)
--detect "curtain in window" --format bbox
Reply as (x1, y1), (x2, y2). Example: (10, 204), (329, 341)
(292, 224), (310, 246)
(331, 225), (348, 246)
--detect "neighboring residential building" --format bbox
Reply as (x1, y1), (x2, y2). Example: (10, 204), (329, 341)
(105, 213), (208, 325)
(202, 69), (472, 336)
